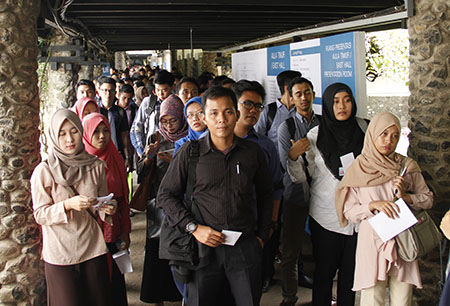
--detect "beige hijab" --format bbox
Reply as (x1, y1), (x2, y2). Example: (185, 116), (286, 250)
(335, 112), (421, 227)
(47, 109), (101, 187)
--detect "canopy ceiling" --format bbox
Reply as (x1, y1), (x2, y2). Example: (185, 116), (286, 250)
(39, 0), (406, 51)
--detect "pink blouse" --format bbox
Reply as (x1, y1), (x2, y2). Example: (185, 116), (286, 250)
(31, 161), (110, 265)
(343, 172), (433, 291)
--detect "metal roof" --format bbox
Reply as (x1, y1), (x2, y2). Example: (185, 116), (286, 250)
(39, 0), (406, 52)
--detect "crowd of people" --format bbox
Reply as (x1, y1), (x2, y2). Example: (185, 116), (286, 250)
(30, 65), (442, 306)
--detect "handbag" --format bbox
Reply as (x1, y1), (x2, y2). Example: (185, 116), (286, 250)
(146, 198), (164, 239)
(396, 209), (442, 262)
(395, 158), (441, 262)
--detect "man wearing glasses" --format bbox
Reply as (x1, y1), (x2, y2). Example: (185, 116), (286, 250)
(232, 80), (284, 296)
(97, 76), (132, 167)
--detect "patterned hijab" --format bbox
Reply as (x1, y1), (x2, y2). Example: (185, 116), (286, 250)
(158, 94), (188, 143)
(135, 86), (148, 107)
(317, 83), (365, 180)
(335, 112), (421, 227)
(47, 109), (101, 187)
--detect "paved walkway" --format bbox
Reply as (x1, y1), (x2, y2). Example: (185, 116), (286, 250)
(124, 211), (317, 306)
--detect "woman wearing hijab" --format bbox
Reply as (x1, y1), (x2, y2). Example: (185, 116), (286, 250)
(287, 83), (366, 306)
(173, 96), (208, 155)
(31, 109), (117, 306)
(336, 112), (433, 306)
(135, 86), (149, 107)
(72, 96), (99, 119)
(138, 94), (187, 305)
(82, 113), (131, 306)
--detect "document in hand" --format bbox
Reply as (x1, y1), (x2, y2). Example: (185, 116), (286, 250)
(368, 198), (418, 243)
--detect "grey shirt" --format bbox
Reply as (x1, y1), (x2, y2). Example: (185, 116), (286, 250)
(254, 99), (296, 151)
(277, 112), (320, 206)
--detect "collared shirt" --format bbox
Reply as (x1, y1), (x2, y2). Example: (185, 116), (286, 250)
(243, 128), (283, 201)
(130, 95), (160, 156)
(254, 99), (296, 150)
(157, 134), (274, 242)
(278, 112), (320, 205)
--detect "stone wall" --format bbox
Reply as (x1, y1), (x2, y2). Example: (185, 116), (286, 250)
(408, 1), (450, 304)
(0, 1), (46, 304)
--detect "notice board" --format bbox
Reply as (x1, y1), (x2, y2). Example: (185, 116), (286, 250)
(232, 32), (367, 117)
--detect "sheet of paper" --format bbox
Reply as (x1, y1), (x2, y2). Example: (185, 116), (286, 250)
(221, 230), (242, 246)
(368, 198), (418, 243)
(92, 193), (114, 209)
(340, 152), (355, 174)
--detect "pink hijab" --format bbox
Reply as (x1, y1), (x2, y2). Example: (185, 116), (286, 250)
(82, 113), (128, 201)
(72, 97), (99, 120)
(158, 94), (188, 143)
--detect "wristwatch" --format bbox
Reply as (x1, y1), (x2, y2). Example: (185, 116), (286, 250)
(185, 221), (198, 234)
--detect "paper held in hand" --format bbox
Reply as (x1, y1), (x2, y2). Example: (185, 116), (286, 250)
(368, 198), (418, 243)
(92, 193), (114, 209)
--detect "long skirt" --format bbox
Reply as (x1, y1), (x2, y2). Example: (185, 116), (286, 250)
(45, 254), (110, 306)
(140, 237), (182, 303)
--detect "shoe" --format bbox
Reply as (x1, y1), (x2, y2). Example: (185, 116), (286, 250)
(298, 272), (313, 289)
(129, 210), (135, 217)
(279, 300), (296, 306)
(262, 278), (272, 293)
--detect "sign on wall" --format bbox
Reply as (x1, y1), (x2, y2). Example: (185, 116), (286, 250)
(232, 32), (367, 117)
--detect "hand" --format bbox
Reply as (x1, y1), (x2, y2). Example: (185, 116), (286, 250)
(124, 157), (130, 169)
(192, 225), (225, 247)
(288, 138), (310, 161)
(157, 152), (172, 163)
(392, 176), (405, 198)
(118, 233), (131, 250)
(144, 141), (159, 159)
(100, 199), (117, 215)
(369, 200), (400, 219)
(64, 195), (98, 212)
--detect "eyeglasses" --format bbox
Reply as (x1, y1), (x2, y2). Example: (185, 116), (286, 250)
(160, 118), (178, 126)
(239, 100), (264, 111)
(186, 111), (203, 120)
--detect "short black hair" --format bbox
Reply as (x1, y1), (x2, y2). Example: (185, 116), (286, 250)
(176, 77), (199, 93)
(97, 76), (116, 88)
(212, 75), (228, 87)
(119, 84), (134, 96)
(276, 70), (302, 95)
(288, 77), (314, 97)
(116, 79), (125, 85)
(76, 79), (95, 91)
(197, 72), (214, 88)
(154, 70), (174, 86)
(231, 79), (266, 102)
(220, 77), (235, 87)
(134, 81), (145, 87)
(202, 86), (237, 112)
(124, 77), (133, 83)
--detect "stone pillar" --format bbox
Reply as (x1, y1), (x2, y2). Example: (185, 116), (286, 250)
(114, 51), (126, 71)
(93, 65), (102, 79)
(0, 1), (46, 305)
(408, 1), (450, 304)
(78, 64), (93, 81)
(408, 0), (450, 204)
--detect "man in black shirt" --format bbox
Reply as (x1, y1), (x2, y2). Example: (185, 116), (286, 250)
(157, 86), (273, 306)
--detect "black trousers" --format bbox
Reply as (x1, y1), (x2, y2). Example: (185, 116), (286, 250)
(309, 217), (357, 306)
(186, 234), (263, 306)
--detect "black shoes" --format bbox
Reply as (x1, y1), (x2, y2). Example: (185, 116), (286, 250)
(298, 272), (313, 289)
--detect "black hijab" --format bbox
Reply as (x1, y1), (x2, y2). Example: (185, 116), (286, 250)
(317, 83), (364, 180)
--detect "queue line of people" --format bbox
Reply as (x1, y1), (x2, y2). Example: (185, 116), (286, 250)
(30, 67), (437, 306)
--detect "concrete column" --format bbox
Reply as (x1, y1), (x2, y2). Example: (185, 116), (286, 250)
(78, 64), (94, 81)
(115, 51), (126, 71)
(0, 1), (46, 304)
(408, 1), (450, 304)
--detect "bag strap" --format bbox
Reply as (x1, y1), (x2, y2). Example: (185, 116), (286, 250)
(184, 140), (205, 224)
(286, 117), (312, 186)
(265, 102), (277, 135)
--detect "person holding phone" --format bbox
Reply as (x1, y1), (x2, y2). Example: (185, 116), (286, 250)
(336, 112), (433, 306)
(137, 94), (188, 305)
(31, 109), (116, 306)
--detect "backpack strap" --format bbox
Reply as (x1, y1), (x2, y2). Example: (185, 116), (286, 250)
(356, 117), (369, 133)
(185, 140), (204, 224)
(265, 102), (277, 135)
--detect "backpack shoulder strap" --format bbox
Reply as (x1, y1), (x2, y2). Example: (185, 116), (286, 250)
(186, 140), (200, 197)
(265, 102), (277, 135)
(285, 117), (296, 140)
(356, 117), (369, 133)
